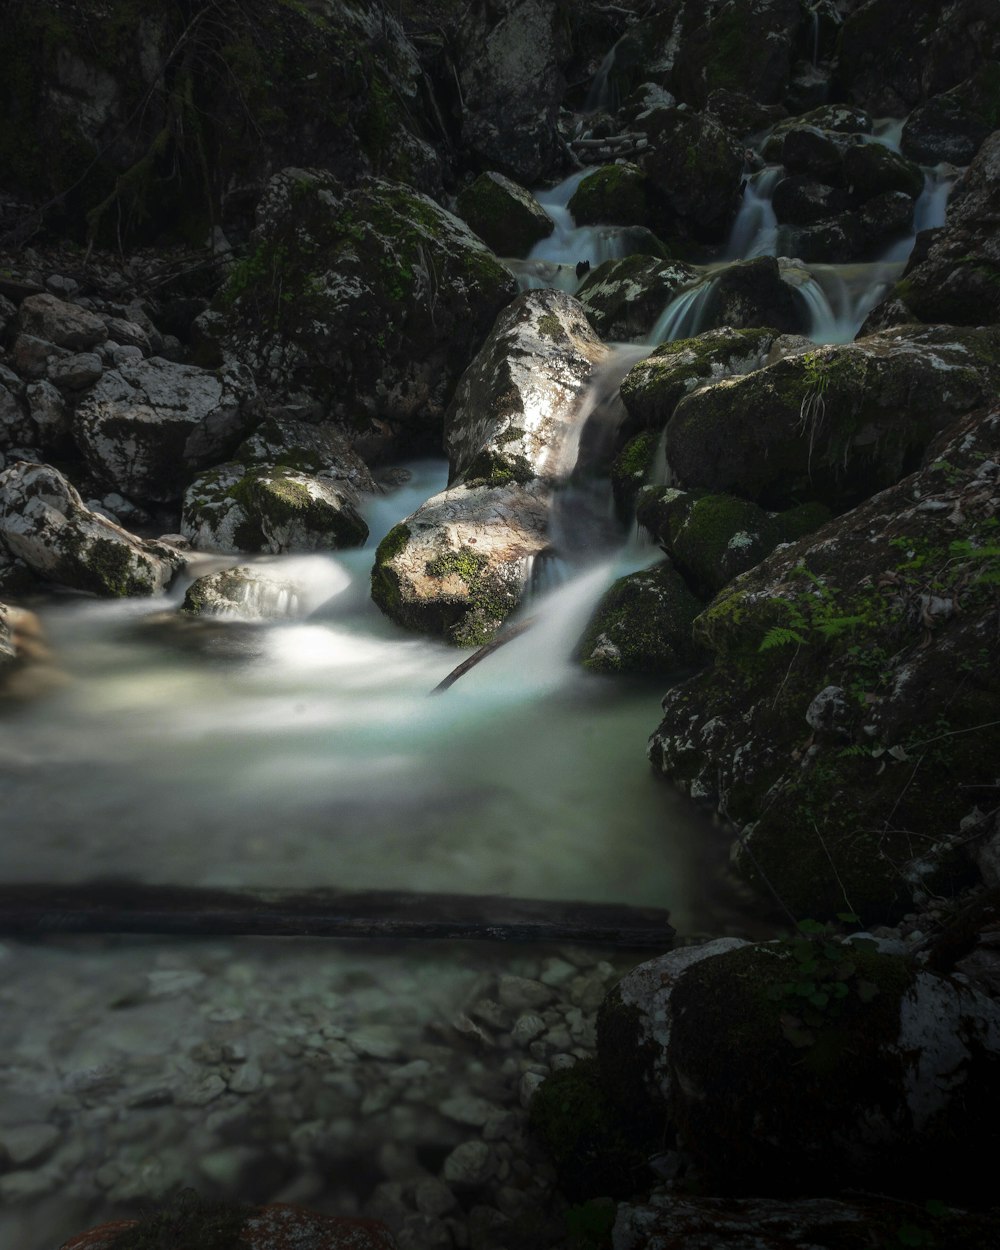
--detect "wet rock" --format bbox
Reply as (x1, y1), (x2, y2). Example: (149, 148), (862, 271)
(901, 66), (1000, 165)
(454, 0), (567, 184)
(877, 130), (1000, 327)
(182, 563), (340, 622)
(182, 465), (367, 556)
(10, 334), (68, 380)
(0, 1123), (60, 1169)
(25, 380), (70, 452)
(640, 107), (743, 242)
(664, 324), (1000, 510)
(0, 462), (184, 596)
(619, 326), (777, 441)
(371, 290), (607, 645)
(456, 172), (553, 257)
(574, 560), (705, 676)
(217, 169), (516, 449)
(74, 357), (256, 502)
(842, 141), (924, 203)
(442, 1141), (494, 1188)
(649, 405), (1000, 919)
(236, 414), (375, 493)
(602, 938), (1000, 1194)
(772, 176), (850, 227)
(16, 293), (108, 351)
(568, 162), (652, 229)
(576, 255), (698, 342)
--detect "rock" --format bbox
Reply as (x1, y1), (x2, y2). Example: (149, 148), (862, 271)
(574, 560), (705, 675)
(778, 124), (848, 184)
(649, 405), (1000, 919)
(25, 380), (70, 452)
(614, 1193), (1000, 1249)
(236, 414), (375, 492)
(74, 356), (256, 502)
(901, 66), (1000, 165)
(705, 88), (787, 139)
(619, 326), (777, 441)
(640, 107), (744, 242)
(456, 172), (554, 257)
(835, 0), (1000, 116)
(877, 130), (1000, 327)
(442, 1141), (494, 1188)
(0, 462), (184, 596)
(455, 0), (568, 184)
(498, 974), (556, 1012)
(103, 317), (152, 355)
(664, 324), (1000, 511)
(10, 334), (68, 380)
(47, 352), (104, 391)
(567, 162), (652, 229)
(371, 290), (607, 645)
(772, 176), (850, 227)
(182, 561), (348, 621)
(842, 141), (924, 203)
(577, 255), (699, 343)
(59, 1205), (399, 1250)
(182, 464), (367, 555)
(0, 1122), (60, 1168)
(601, 938), (1000, 1194)
(218, 169), (517, 448)
(673, 0), (805, 108)
(694, 257), (809, 336)
(16, 292), (108, 351)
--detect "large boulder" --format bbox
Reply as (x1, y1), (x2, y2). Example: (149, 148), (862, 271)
(649, 405), (1000, 920)
(901, 64), (1000, 165)
(181, 464), (368, 555)
(573, 560), (705, 675)
(73, 356), (256, 502)
(599, 938), (1000, 1195)
(181, 560), (350, 621)
(640, 107), (744, 243)
(456, 171), (554, 258)
(454, 0), (569, 184)
(0, 462), (183, 596)
(371, 289), (608, 646)
(567, 162), (653, 229)
(15, 293), (108, 351)
(215, 169), (517, 449)
(664, 324), (1000, 510)
(576, 256), (699, 343)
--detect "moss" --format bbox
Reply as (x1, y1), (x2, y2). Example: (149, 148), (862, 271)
(82, 537), (152, 598)
(575, 561), (705, 675)
(426, 546), (519, 647)
(667, 941), (915, 1192)
(528, 1059), (654, 1202)
(536, 312), (563, 341)
(110, 1189), (250, 1250)
(370, 523), (411, 615)
(456, 172), (552, 257)
(463, 448), (534, 488)
(567, 163), (650, 228)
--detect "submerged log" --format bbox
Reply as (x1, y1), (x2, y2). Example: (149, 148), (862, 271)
(0, 883), (675, 947)
(430, 615), (536, 694)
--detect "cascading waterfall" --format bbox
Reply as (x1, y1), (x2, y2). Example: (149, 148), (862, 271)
(725, 165), (783, 260)
(583, 37), (623, 114)
(646, 274), (718, 345)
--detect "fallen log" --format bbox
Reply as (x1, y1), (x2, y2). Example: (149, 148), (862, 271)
(0, 883), (675, 947)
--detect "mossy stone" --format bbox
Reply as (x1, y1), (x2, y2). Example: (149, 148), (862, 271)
(567, 162), (651, 228)
(457, 171), (554, 257)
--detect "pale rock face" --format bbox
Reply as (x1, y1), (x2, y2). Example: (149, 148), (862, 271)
(0, 462), (184, 597)
(372, 290), (608, 646)
(16, 293), (108, 351)
(74, 357), (256, 502)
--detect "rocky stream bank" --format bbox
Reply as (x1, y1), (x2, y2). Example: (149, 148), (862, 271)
(3, 0), (1000, 1247)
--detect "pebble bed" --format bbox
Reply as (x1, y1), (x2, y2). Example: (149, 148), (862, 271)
(0, 934), (640, 1250)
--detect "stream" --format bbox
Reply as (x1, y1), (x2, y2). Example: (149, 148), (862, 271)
(0, 80), (966, 1250)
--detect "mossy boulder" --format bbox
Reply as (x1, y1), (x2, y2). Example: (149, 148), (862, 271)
(235, 414), (375, 493)
(372, 290), (608, 646)
(619, 326), (777, 440)
(181, 562), (346, 621)
(842, 141), (924, 203)
(576, 256), (699, 343)
(181, 464), (367, 555)
(665, 324), (1000, 511)
(772, 176), (850, 227)
(0, 461), (183, 597)
(640, 106), (744, 244)
(456, 171), (554, 258)
(574, 560), (706, 675)
(650, 405), (1000, 921)
(599, 939), (1000, 1197)
(217, 169), (517, 449)
(567, 162), (652, 229)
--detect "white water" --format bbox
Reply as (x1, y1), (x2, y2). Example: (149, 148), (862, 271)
(725, 166), (783, 260)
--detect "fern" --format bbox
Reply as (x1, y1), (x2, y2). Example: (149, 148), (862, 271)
(759, 626), (807, 652)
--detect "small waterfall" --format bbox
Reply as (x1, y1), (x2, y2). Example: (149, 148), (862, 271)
(584, 38), (623, 114)
(789, 261), (906, 343)
(914, 165), (957, 233)
(871, 118), (906, 152)
(646, 274), (717, 345)
(725, 166), (783, 260)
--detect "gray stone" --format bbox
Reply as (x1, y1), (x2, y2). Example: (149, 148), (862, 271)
(415, 1177), (458, 1217)
(497, 975), (555, 1012)
(0, 1123), (60, 1168)
(25, 380), (69, 448)
(440, 1095), (495, 1127)
(17, 293), (108, 350)
(48, 352), (103, 390)
(10, 334), (67, 379)
(442, 1140), (494, 1187)
(227, 1062), (263, 1094)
